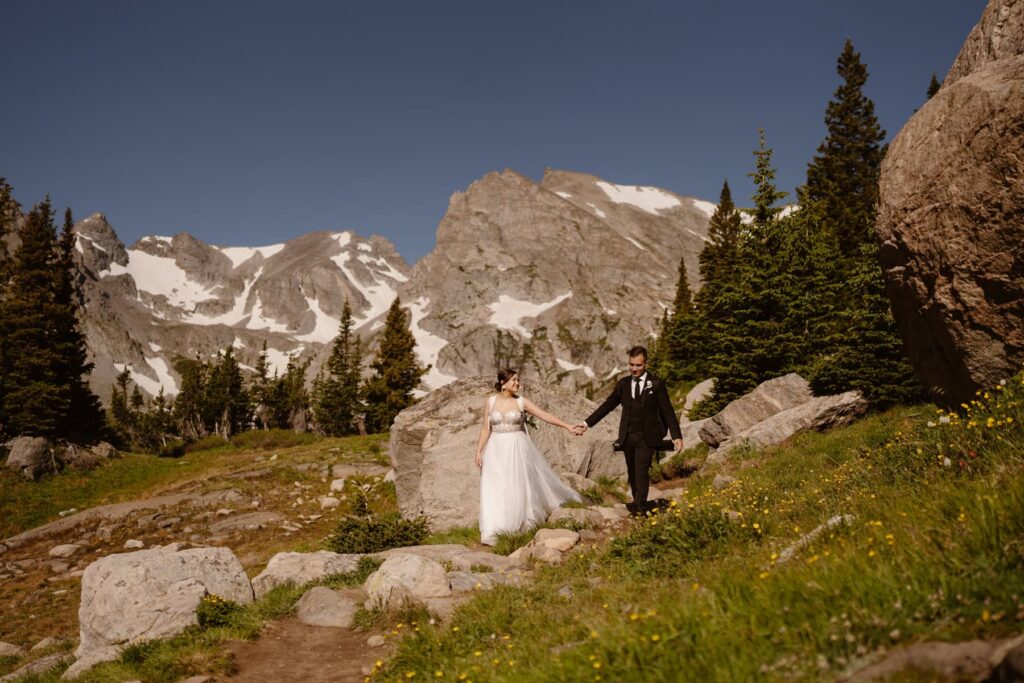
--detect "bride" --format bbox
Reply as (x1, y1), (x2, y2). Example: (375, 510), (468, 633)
(474, 368), (582, 545)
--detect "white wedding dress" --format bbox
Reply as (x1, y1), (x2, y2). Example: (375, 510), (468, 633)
(479, 395), (581, 545)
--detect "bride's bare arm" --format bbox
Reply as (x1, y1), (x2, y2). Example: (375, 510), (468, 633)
(474, 400), (491, 468)
(522, 397), (575, 432)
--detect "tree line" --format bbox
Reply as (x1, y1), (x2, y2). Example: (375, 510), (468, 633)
(0, 186), (428, 450)
(650, 40), (923, 415)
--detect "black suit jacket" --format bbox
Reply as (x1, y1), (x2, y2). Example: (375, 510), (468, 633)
(585, 374), (683, 449)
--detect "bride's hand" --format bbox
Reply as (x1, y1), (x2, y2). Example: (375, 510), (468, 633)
(474, 452), (482, 469)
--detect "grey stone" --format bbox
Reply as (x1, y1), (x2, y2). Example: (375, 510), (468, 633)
(777, 515), (856, 564)
(712, 474), (736, 491)
(367, 635), (386, 647)
(698, 374), (813, 448)
(31, 637), (68, 652)
(60, 646), (122, 680)
(0, 653), (74, 682)
(0, 641), (25, 657)
(681, 379), (715, 420)
(251, 551), (363, 599)
(708, 391), (869, 465)
(533, 528), (580, 552)
(364, 553), (452, 610)
(76, 545), (253, 662)
(207, 511), (283, 535)
(546, 507), (603, 529)
(318, 496), (341, 510)
(4, 436), (60, 480)
(876, 0), (1024, 405)
(295, 586), (359, 628)
(49, 544), (82, 559)
(123, 539), (144, 549)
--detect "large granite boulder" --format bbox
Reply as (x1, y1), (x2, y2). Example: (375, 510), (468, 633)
(389, 376), (620, 531)
(876, 0), (1024, 405)
(76, 544), (253, 665)
(698, 374), (812, 448)
(363, 553), (452, 610)
(4, 437), (60, 480)
(707, 391), (869, 465)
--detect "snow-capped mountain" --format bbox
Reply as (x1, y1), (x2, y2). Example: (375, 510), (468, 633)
(63, 168), (712, 402)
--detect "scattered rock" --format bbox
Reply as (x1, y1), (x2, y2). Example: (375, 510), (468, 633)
(3, 436), (60, 480)
(49, 561), (71, 573)
(596, 506), (629, 522)
(367, 635), (386, 647)
(123, 539), (144, 549)
(509, 543), (563, 565)
(207, 511), (283, 535)
(295, 586), (359, 628)
(777, 515), (855, 564)
(559, 472), (600, 493)
(318, 496), (341, 510)
(0, 641), (25, 657)
(534, 528), (580, 552)
(31, 637), (67, 651)
(0, 653), (74, 682)
(58, 508), (79, 517)
(364, 553), (452, 610)
(76, 545), (253, 666)
(448, 550), (520, 572)
(329, 478), (347, 493)
(712, 474), (737, 490)
(49, 544), (82, 559)
(60, 646), (122, 680)
(681, 379), (715, 420)
(251, 551), (364, 599)
(383, 469), (396, 483)
(847, 636), (1020, 682)
(698, 374), (813, 448)
(547, 507), (603, 528)
(556, 585), (574, 599)
(679, 417), (712, 453)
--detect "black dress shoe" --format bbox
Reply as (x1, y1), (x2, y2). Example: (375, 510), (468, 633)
(647, 498), (670, 513)
(626, 501), (643, 516)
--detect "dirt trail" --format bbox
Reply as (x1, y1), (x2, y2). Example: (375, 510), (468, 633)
(225, 620), (388, 682)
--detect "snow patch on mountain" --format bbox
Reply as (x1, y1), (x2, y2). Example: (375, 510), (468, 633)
(104, 250), (216, 310)
(556, 358), (596, 379)
(407, 297), (458, 390)
(296, 293), (339, 343)
(246, 295), (291, 334)
(488, 292), (573, 337)
(218, 244), (284, 268)
(596, 181), (681, 215)
(691, 199), (717, 217)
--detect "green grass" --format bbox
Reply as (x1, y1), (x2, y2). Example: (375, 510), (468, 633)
(371, 373), (1024, 681)
(425, 525), (481, 546)
(0, 433), (389, 538)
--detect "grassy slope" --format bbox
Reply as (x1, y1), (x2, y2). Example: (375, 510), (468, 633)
(374, 375), (1024, 682)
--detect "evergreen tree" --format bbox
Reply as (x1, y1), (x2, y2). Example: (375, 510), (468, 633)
(251, 340), (272, 429)
(135, 388), (176, 452)
(804, 39), (886, 262)
(807, 242), (922, 406)
(109, 367), (136, 443)
(661, 258), (701, 382)
(173, 355), (209, 439)
(0, 199), (103, 441)
(312, 300), (363, 436)
(800, 41), (922, 405)
(207, 346), (250, 437)
(926, 72), (942, 99)
(265, 356), (311, 431)
(363, 297), (429, 433)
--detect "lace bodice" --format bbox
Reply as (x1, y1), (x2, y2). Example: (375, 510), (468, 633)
(488, 396), (526, 433)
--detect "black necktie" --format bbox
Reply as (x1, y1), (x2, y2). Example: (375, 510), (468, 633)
(633, 377), (641, 399)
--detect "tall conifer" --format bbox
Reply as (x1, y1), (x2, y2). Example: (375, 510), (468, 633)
(313, 299), (363, 435)
(363, 297), (428, 433)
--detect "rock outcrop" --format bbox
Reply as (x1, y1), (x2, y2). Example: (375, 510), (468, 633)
(698, 374), (813, 448)
(250, 551), (364, 599)
(3, 437), (60, 480)
(709, 391), (869, 462)
(389, 376), (621, 530)
(76, 544), (253, 664)
(876, 0), (1024, 405)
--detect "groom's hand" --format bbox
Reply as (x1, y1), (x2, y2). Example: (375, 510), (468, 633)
(673, 438), (684, 452)
(572, 422), (588, 436)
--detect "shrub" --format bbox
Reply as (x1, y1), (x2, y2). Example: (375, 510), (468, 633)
(230, 429), (317, 451)
(157, 438), (187, 458)
(324, 512), (428, 553)
(195, 593), (244, 628)
(493, 528), (535, 556)
(608, 504), (737, 575)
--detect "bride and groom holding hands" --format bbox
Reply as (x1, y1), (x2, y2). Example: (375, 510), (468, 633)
(474, 345), (684, 545)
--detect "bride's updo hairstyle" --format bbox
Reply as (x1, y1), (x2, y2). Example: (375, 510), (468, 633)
(495, 368), (518, 393)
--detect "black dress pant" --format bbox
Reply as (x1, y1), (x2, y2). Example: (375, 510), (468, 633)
(623, 432), (655, 507)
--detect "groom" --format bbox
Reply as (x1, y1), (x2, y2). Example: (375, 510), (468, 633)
(575, 346), (683, 514)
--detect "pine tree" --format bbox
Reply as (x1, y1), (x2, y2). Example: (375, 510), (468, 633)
(926, 72), (942, 99)
(0, 199), (102, 441)
(173, 355), (209, 439)
(800, 40), (922, 405)
(251, 340), (272, 429)
(804, 39), (886, 263)
(109, 367), (136, 442)
(54, 208), (104, 442)
(207, 346), (250, 437)
(808, 242), (922, 406)
(312, 300), (363, 436)
(363, 297), (429, 433)
(661, 258), (701, 382)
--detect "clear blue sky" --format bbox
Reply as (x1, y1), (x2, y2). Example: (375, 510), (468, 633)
(3, 1), (985, 263)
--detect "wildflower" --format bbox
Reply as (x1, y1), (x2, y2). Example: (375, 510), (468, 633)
(939, 416), (951, 424)
(868, 550), (876, 558)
